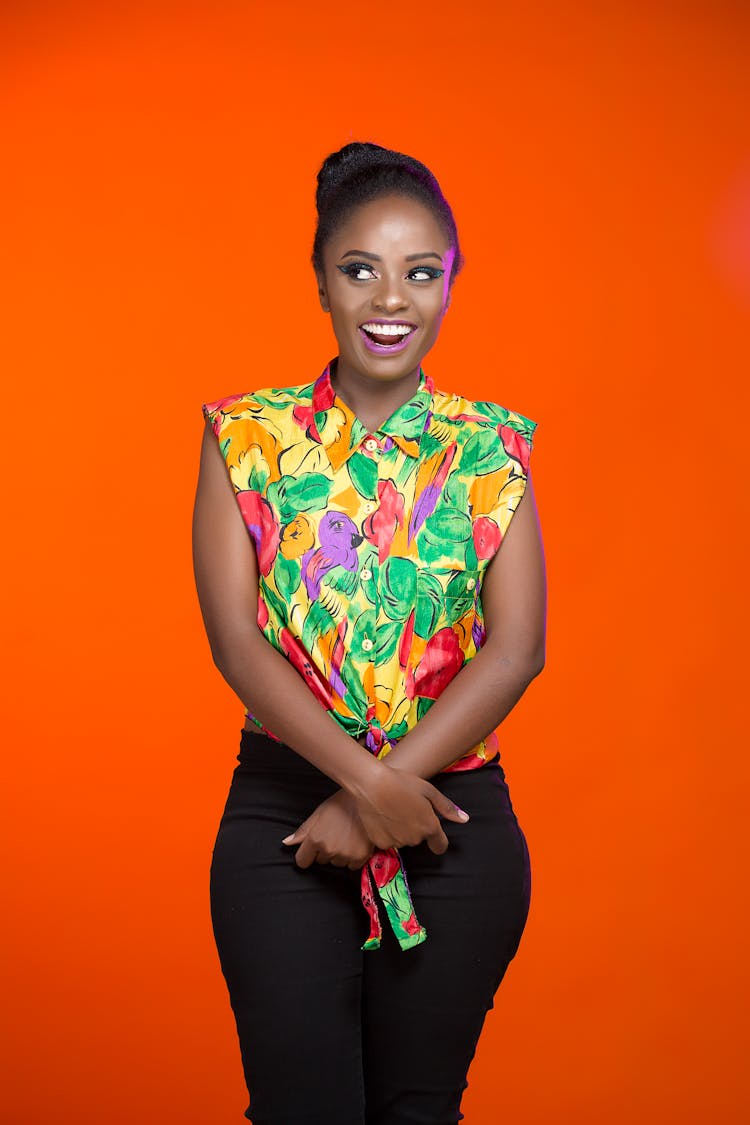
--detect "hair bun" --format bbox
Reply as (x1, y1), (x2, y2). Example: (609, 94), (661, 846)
(311, 140), (463, 285)
(315, 141), (390, 210)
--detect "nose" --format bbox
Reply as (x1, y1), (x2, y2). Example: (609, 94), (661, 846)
(371, 272), (409, 314)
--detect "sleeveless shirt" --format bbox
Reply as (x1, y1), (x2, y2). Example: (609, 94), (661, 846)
(202, 361), (537, 951)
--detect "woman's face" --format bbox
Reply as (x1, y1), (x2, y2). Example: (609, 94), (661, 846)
(316, 193), (455, 386)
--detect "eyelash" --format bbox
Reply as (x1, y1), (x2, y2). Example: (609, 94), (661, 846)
(337, 262), (444, 282)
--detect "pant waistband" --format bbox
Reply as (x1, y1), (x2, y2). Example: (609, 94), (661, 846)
(237, 728), (337, 777)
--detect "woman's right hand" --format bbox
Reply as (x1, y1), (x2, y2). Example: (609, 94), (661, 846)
(351, 765), (470, 855)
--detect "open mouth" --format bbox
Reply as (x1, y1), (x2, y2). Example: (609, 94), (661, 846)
(359, 320), (416, 348)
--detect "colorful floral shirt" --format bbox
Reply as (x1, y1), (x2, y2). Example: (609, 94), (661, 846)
(202, 362), (537, 952)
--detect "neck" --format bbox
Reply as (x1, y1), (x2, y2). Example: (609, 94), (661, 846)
(330, 358), (421, 432)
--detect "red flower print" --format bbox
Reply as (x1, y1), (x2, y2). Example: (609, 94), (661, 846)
(498, 424), (531, 472)
(473, 516), (502, 560)
(370, 849), (401, 888)
(403, 911), (424, 936)
(406, 627), (465, 700)
(257, 593), (269, 630)
(237, 491), (280, 576)
(279, 627), (334, 710)
(398, 609), (415, 670)
(363, 479), (404, 556)
(205, 392), (246, 418)
(292, 402), (319, 440)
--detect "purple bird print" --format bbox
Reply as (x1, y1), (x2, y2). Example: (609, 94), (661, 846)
(301, 511), (363, 601)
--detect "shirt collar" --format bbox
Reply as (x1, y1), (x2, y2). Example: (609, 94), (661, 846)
(310, 361), (435, 473)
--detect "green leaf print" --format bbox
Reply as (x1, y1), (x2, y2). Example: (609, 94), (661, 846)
(346, 451), (377, 499)
(275, 555), (300, 601)
(419, 429), (447, 461)
(386, 718), (409, 741)
(443, 470), (468, 512)
(375, 620), (401, 663)
(341, 654), (368, 712)
(259, 577), (288, 627)
(266, 473), (331, 523)
(442, 574), (476, 617)
(414, 574), (442, 638)
(416, 696), (436, 720)
(251, 392), (296, 413)
(420, 508), (473, 564)
(248, 460), (269, 492)
(380, 557), (417, 622)
(472, 400), (511, 427)
(379, 868), (414, 921)
(462, 428), (510, 475)
(350, 609), (377, 661)
(301, 599), (336, 653)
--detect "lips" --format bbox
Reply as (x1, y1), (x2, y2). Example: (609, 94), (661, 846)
(357, 320), (418, 357)
(359, 320), (417, 347)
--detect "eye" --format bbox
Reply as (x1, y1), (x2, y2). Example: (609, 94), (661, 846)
(337, 262), (378, 281)
(408, 266), (445, 281)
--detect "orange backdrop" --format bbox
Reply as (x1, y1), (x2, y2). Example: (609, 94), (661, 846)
(2, 2), (749, 1122)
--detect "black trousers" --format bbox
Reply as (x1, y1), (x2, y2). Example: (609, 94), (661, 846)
(209, 730), (532, 1125)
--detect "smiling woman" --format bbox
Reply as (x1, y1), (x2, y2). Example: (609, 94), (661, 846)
(315, 189), (456, 415)
(193, 141), (546, 1124)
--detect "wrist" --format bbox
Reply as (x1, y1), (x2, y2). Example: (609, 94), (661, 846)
(338, 746), (385, 800)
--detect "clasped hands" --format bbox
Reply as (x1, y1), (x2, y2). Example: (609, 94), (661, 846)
(281, 762), (470, 870)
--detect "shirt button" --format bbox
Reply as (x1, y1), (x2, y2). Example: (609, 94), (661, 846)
(361, 567), (372, 581)
(363, 501), (375, 514)
(362, 637), (374, 652)
(364, 437), (379, 452)
(467, 577), (477, 590)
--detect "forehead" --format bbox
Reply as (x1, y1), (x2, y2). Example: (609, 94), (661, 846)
(327, 193), (450, 254)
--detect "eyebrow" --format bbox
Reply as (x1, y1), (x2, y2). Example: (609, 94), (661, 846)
(339, 250), (444, 263)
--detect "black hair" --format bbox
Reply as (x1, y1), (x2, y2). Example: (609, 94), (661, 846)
(311, 141), (464, 287)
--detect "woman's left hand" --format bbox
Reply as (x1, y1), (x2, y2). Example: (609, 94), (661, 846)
(281, 789), (376, 870)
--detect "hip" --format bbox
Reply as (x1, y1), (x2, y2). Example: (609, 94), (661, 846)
(223, 729), (525, 848)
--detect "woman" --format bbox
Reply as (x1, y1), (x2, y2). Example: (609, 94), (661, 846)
(192, 141), (546, 1125)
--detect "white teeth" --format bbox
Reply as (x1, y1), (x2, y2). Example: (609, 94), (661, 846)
(361, 322), (413, 336)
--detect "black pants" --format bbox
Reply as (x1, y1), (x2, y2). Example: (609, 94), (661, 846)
(209, 730), (532, 1125)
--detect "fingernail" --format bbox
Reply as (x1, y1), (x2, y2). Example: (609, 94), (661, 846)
(282, 834), (294, 843)
(456, 807), (470, 821)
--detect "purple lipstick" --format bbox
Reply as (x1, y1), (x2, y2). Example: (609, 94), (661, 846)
(358, 319), (417, 356)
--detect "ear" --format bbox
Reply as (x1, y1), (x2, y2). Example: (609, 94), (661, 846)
(316, 271), (330, 314)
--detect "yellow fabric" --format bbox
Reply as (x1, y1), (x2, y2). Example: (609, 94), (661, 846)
(203, 361), (537, 949)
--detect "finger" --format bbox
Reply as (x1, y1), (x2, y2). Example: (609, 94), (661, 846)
(348, 856), (373, 870)
(294, 838), (317, 869)
(425, 824), (450, 856)
(282, 821), (309, 845)
(430, 790), (470, 823)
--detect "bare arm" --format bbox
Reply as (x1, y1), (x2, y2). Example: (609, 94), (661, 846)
(192, 419), (377, 794)
(192, 419), (468, 863)
(383, 468), (547, 779)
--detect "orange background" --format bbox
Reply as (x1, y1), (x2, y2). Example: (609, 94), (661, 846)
(2, 2), (749, 1122)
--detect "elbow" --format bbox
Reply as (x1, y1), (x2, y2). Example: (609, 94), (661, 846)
(523, 640), (546, 681)
(529, 644), (546, 678)
(519, 652), (545, 685)
(485, 639), (545, 683)
(208, 624), (263, 679)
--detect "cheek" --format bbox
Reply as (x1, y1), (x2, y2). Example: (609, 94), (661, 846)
(328, 283), (360, 321)
(421, 292), (449, 331)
